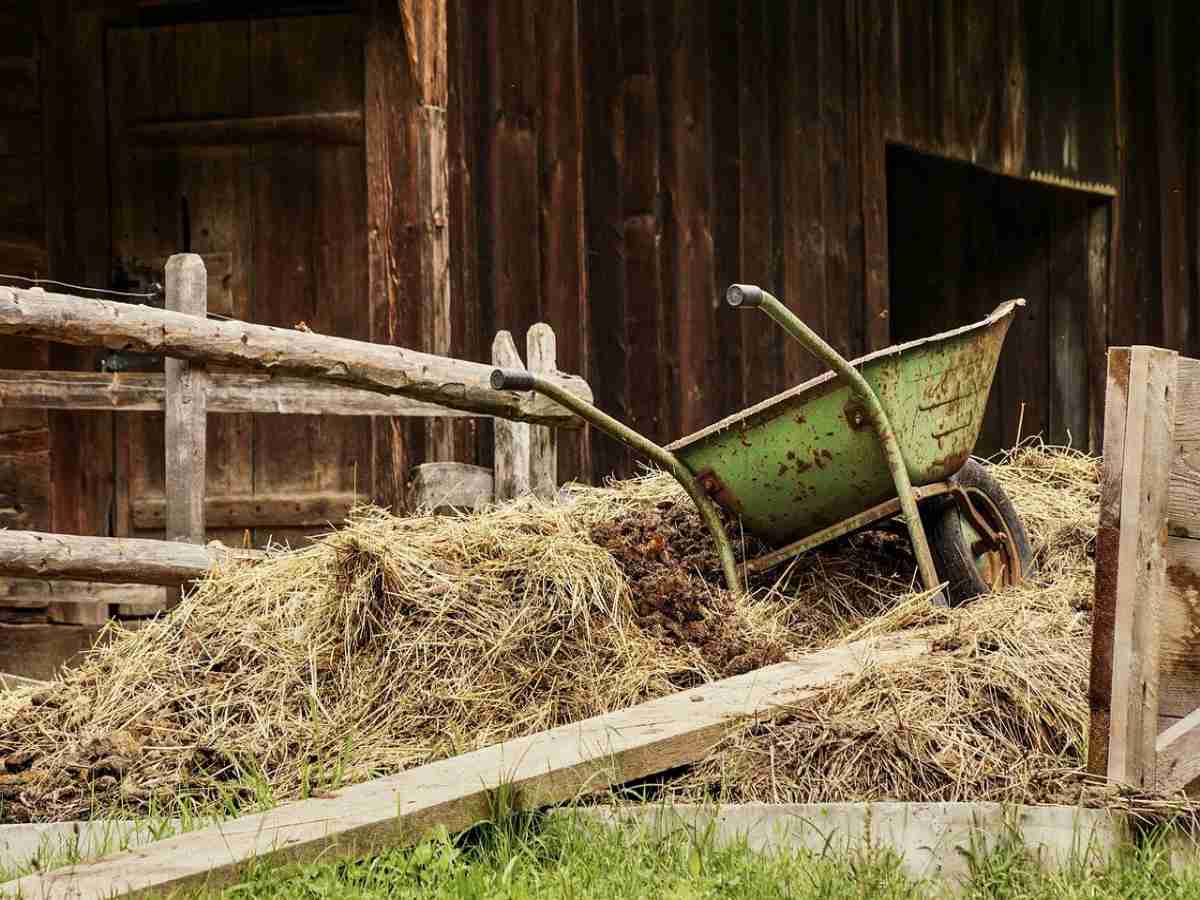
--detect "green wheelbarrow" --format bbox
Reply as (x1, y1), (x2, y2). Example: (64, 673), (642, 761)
(491, 285), (1033, 605)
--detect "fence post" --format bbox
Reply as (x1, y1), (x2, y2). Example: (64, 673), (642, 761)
(527, 324), (558, 500)
(491, 331), (530, 500)
(164, 254), (208, 605)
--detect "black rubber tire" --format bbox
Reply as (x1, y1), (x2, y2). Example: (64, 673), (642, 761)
(925, 459), (1035, 606)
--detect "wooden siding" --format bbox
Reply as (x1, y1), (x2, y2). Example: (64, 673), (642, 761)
(10, 0), (1200, 503)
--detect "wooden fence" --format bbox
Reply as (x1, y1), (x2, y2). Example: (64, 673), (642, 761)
(1088, 345), (1200, 794)
(0, 254), (591, 679)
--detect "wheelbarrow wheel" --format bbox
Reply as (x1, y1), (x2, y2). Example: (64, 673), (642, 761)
(925, 459), (1035, 605)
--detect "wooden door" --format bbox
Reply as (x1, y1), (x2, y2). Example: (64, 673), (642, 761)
(107, 13), (369, 549)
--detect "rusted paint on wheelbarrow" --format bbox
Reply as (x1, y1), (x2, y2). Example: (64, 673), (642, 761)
(670, 298), (1023, 544)
(491, 286), (1026, 602)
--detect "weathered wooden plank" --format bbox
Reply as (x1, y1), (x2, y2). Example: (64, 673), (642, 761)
(0, 530), (261, 587)
(2, 634), (930, 900)
(0, 288), (591, 423)
(491, 331), (530, 500)
(407, 462), (493, 513)
(127, 111), (363, 146)
(1160, 535), (1200, 718)
(1165, 359), (1200, 537)
(0, 371), (492, 417)
(736, 1), (780, 402)
(857, 0), (892, 351)
(0, 578), (161, 611)
(580, 0), (626, 481)
(536, 0), (587, 484)
(0, 624), (103, 682)
(621, 0), (664, 454)
(366, 0), (451, 508)
(1047, 197), (1090, 447)
(1087, 204), (1110, 452)
(132, 492), (357, 530)
(526, 324), (557, 499)
(446, 0), (482, 470)
(1156, 703), (1200, 795)
(0, 670), (46, 691)
(1088, 346), (1177, 788)
(164, 254), (208, 552)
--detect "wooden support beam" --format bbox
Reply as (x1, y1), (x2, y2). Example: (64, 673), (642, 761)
(527, 324), (557, 499)
(164, 255), (208, 606)
(1, 634), (930, 900)
(127, 111), (363, 147)
(132, 492), (357, 530)
(1088, 346), (1178, 788)
(0, 287), (590, 424)
(491, 331), (530, 500)
(0, 531), (262, 587)
(0, 371), (487, 417)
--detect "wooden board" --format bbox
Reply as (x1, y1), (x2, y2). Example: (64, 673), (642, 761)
(2, 634), (930, 900)
(1088, 346), (1178, 787)
(0, 623), (104, 682)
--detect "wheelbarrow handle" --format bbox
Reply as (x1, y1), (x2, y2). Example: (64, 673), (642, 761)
(490, 368), (536, 391)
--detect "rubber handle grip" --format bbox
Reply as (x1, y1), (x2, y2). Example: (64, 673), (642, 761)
(490, 368), (536, 391)
(725, 283), (764, 308)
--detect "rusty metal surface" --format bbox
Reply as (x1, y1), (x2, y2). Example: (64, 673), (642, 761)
(671, 300), (1024, 544)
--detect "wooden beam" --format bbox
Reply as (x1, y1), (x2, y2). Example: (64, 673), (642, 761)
(0, 531), (261, 587)
(0, 287), (591, 424)
(0, 371), (487, 417)
(164, 255), (208, 545)
(0, 578), (162, 614)
(2, 634), (930, 900)
(1087, 346), (1178, 788)
(491, 331), (530, 500)
(132, 492), (357, 530)
(127, 111), (363, 146)
(526, 324), (557, 499)
(1156, 704), (1200, 794)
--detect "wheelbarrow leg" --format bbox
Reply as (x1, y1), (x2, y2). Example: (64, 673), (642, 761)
(726, 284), (945, 602)
(489, 369), (744, 595)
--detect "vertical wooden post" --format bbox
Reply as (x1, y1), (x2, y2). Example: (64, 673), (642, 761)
(366, 0), (451, 510)
(491, 331), (530, 500)
(527, 324), (557, 499)
(164, 254), (208, 605)
(1088, 345), (1177, 788)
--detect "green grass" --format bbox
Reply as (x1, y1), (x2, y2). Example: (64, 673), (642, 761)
(178, 813), (1200, 900)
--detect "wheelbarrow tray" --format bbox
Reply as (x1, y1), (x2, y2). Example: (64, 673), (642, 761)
(667, 299), (1024, 545)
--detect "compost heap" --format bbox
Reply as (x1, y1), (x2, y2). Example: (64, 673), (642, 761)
(0, 446), (1104, 823)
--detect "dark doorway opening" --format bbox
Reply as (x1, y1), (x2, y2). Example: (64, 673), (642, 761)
(887, 145), (1108, 455)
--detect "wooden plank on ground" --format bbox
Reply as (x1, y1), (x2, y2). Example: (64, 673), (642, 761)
(1087, 346), (1177, 789)
(1, 634), (930, 900)
(0, 670), (46, 691)
(0, 531), (262, 587)
(491, 331), (530, 500)
(0, 288), (592, 424)
(526, 324), (557, 499)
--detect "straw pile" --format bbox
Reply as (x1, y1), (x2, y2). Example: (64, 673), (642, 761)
(0, 445), (1100, 823)
(663, 444), (1100, 806)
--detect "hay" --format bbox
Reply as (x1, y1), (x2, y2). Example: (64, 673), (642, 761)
(662, 442), (1101, 806)
(0, 444), (1113, 822)
(0, 476), (787, 823)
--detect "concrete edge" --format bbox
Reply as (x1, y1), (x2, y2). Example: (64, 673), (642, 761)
(5, 803), (1200, 882)
(557, 802), (1200, 884)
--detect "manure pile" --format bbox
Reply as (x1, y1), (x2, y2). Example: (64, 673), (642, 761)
(0, 447), (1103, 823)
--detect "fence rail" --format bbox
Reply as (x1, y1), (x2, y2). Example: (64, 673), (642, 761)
(0, 254), (588, 679)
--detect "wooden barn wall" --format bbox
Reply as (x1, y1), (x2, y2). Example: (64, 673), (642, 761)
(443, 0), (1140, 480)
(3, 0), (1196, 516)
